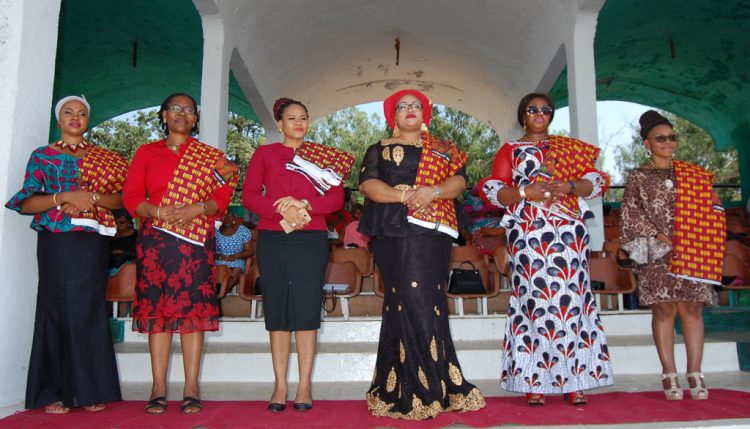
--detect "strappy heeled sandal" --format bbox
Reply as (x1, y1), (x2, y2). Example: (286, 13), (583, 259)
(662, 373), (683, 400)
(566, 391), (587, 405)
(686, 372), (709, 400)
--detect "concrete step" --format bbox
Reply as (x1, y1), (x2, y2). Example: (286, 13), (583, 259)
(115, 326), (740, 383)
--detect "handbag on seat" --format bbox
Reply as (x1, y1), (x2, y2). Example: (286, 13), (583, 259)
(448, 261), (485, 294)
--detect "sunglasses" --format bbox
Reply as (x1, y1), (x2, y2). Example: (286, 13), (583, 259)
(526, 105), (553, 116)
(653, 134), (678, 143)
(396, 102), (423, 112)
(167, 105), (197, 115)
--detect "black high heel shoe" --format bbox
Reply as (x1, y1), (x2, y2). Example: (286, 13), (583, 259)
(293, 402), (312, 412)
(267, 402), (286, 412)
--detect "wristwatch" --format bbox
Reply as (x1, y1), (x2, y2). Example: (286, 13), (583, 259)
(433, 186), (441, 199)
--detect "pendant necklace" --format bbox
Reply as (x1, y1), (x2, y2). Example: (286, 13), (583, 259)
(650, 159), (674, 189)
(55, 139), (88, 153)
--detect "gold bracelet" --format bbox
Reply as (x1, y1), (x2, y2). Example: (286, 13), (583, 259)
(156, 207), (161, 220)
(400, 189), (407, 203)
(52, 193), (59, 206)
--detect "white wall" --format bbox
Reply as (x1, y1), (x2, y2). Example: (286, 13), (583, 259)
(0, 0), (62, 416)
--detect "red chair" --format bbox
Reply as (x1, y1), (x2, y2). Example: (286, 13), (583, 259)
(329, 247), (373, 277)
(589, 253), (637, 313)
(106, 263), (136, 317)
(722, 248), (750, 307)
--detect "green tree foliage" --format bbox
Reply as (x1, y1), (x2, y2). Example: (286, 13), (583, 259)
(87, 110), (161, 160)
(307, 107), (390, 188)
(612, 110), (739, 201)
(427, 106), (503, 187)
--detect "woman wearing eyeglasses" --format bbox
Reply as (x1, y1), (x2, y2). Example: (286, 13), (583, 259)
(122, 93), (239, 414)
(479, 93), (613, 406)
(359, 89), (485, 419)
(619, 110), (725, 401)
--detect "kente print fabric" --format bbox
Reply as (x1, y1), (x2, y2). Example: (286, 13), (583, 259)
(669, 160), (725, 284)
(481, 139), (613, 394)
(72, 146), (129, 235)
(152, 138), (239, 245)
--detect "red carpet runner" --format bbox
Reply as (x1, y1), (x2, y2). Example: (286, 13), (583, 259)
(2, 389), (749, 428)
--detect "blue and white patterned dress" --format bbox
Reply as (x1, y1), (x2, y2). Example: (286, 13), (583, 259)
(216, 225), (252, 271)
(481, 139), (614, 394)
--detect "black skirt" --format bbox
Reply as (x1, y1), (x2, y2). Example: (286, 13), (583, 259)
(256, 230), (328, 331)
(27, 231), (121, 409)
(366, 234), (485, 419)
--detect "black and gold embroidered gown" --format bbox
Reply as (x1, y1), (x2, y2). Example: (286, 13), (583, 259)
(358, 137), (485, 420)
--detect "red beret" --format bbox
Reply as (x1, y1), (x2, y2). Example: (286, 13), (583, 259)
(383, 89), (433, 129)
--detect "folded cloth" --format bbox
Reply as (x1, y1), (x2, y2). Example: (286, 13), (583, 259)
(286, 155), (343, 195)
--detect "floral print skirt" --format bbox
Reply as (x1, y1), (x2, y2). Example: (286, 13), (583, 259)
(132, 221), (219, 333)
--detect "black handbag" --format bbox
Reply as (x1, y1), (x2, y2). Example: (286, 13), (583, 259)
(448, 261), (485, 294)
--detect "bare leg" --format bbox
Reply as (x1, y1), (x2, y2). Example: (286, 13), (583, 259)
(294, 330), (318, 404)
(651, 302), (679, 389)
(180, 332), (205, 413)
(270, 330), (292, 403)
(677, 301), (706, 389)
(149, 332), (173, 400)
(216, 265), (230, 298)
(227, 268), (242, 295)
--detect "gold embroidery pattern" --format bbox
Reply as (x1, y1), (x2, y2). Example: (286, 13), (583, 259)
(434, 305), (440, 316)
(411, 281), (418, 288)
(430, 336), (438, 361)
(382, 137), (423, 148)
(392, 287), (396, 293)
(386, 367), (397, 392)
(393, 146), (404, 166)
(382, 146), (391, 161)
(448, 388), (486, 412)
(366, 393), (449, 420)
(399, 341), (406, 363)
(386, 305), (389, 312)
(398, 304), (402, 311)
(418, 367), (429, 390)
(441, 380), (447, 399)
(448, 362), (464, 386)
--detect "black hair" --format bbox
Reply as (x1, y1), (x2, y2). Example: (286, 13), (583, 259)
(517, 92), (555, 127)
(158, 92), (199, 135)
(273, 97), (308, 121)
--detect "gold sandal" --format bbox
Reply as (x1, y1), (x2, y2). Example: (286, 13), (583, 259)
(686, 372), (708, 400)
(661, 373), (683, 400)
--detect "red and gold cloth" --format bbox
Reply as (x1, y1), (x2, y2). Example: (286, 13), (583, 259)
(535, 136), (610, 219)
(71, 146), (129, 236)
(296, 141), (355, 182)
(408, 131), (468, 238)
(669, 160), (726, 285)
(153, 140), (239, 246)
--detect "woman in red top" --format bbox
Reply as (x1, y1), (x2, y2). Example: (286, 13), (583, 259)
(243, 97), (353, 412)
(122, 93), (238, 415)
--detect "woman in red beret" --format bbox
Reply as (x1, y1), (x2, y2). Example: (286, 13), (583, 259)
(359, 89), (485, 419)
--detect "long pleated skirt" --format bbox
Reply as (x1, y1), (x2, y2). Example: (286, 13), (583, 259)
(27, 231), (121, 409)
(366, 234), (485, 420)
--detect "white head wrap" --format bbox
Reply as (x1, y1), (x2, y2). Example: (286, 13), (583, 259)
(54, 95), (90, 121)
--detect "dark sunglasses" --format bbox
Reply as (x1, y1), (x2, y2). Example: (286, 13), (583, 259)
(526, 105), (553, 116)
(653, 134), (678, 143)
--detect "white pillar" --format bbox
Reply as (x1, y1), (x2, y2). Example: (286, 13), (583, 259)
(0, 0), (62, 416)
(565, 0), (606, 251)
(196, 6), (229, 150)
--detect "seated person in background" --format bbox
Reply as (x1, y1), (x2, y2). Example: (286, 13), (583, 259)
(216, 211), (254, 298)
(342, 203), (369, 249)
(109, 212), (137, 275)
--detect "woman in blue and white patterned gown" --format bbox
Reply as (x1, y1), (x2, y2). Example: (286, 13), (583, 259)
(480, 93), (613, 406)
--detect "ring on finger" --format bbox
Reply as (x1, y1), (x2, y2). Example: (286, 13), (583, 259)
(543, 191), (552, 199)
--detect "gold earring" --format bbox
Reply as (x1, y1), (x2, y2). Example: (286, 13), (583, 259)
(523, 123), (527, 131)
(420, 122), (428, 132)
(393, 124), (401, 137)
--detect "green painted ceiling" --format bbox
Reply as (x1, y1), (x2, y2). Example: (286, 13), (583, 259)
(549, 0), (750, 152)
(50, 0), (257, 137)
(52, 0), (749, 155)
